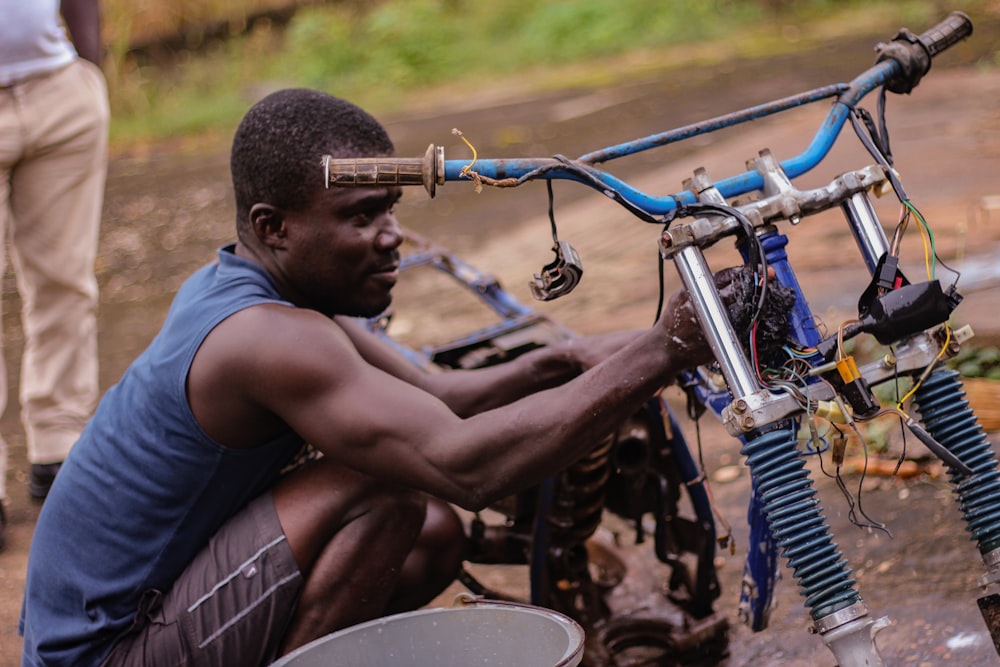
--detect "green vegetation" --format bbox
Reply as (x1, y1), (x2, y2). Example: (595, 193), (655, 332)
(102, 0), (996, 153)
(949, 344), (1000, 380)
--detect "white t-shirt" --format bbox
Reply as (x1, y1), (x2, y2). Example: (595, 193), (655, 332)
(0, 0), (77, 85)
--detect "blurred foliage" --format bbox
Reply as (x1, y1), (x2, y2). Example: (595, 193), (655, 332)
(103, 0), (302, 47)
(98, 0), (997, 152)
(948, 344), (1000, 380)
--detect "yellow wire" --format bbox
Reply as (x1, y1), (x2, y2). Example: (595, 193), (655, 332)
(451, 128), (478, 176)
(904, 201), (936, 280)
(896, 324), (952, 408)
(836, 319), (860, 361)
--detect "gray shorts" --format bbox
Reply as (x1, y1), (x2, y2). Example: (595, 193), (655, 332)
(100, 492), (303, 667)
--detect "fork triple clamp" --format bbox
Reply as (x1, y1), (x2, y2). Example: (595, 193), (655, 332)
(658, 156), (887, 257)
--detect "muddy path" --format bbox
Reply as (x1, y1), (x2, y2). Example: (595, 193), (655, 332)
(2, 19), (1000, 665)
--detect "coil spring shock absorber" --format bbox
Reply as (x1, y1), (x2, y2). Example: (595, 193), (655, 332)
(912, 368), (1000, 653)
(533, 434), (614, 627)
(551, 434), (614, 544)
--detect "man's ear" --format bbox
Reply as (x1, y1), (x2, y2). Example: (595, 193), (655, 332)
(248, 203), (286, 248)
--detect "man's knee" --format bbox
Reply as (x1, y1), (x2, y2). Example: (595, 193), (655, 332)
(368, 484), (428, 533)
(274, 458), (429, 569)
(277, 456), (424, 519)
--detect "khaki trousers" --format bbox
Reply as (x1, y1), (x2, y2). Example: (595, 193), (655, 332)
(0, 59), (108, 499)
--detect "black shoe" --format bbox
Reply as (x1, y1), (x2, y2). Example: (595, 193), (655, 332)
(29, 462), (62, 501)
(0, 503), (6, 552)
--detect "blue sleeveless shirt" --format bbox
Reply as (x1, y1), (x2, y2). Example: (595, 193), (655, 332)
(20, 246), (304, 667)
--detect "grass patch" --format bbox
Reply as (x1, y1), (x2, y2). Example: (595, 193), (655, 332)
(104, 0), (995, 154)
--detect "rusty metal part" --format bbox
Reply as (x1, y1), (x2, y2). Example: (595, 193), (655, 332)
(594, 612), (729, 666)
(978, 594), (1000, 655)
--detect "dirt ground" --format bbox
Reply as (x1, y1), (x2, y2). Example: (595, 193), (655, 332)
(2, 24), (1000, 666)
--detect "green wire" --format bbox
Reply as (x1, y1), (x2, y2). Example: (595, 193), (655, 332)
(903, 200), (937, 279)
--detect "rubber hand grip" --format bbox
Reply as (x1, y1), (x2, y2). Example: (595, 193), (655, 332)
(877, 12), (973, 93)
(325, 157), (423, 185)
(919, 11), (973, 57)
(324, 144), (444, 197)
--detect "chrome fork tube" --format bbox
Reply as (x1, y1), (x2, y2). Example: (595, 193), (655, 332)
(673, 245), (759, 398)
(841, 191), (890, 274)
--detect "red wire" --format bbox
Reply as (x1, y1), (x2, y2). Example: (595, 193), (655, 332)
(751, 320), (767, 385)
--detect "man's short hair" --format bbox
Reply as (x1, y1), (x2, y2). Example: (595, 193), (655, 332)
(230, 88), (395, 225)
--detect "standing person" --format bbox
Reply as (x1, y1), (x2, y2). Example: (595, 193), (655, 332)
(0, 0), (108, 550)
(21, 88), (731, 667)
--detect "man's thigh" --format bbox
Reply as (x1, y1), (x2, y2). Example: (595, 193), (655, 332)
(102, 492), (303, 667)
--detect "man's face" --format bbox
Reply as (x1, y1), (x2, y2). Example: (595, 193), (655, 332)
(277, 184), (404, 318)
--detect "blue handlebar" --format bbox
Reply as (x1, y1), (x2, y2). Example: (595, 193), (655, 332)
(323, 13), (972, 219)
(441, 59), (902, 218)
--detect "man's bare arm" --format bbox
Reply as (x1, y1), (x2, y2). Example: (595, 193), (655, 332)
(60, 0), (102, 67)
(199, 306), (687, 511)
(336, 316), (639, 417)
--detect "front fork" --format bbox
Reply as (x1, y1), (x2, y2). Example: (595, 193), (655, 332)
(664, 176), (1000, 663)
(660, 179), (908, 664)
(671, 239), (889, 666)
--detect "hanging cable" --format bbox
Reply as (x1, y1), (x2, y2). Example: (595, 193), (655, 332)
(845, 94), (962, 289)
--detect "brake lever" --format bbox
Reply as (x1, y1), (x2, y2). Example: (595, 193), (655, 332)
(529, 241), (583, 301)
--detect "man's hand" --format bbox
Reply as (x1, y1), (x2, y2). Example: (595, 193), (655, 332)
(656, 266), (750, 369)
(558, 265), (765, 376)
